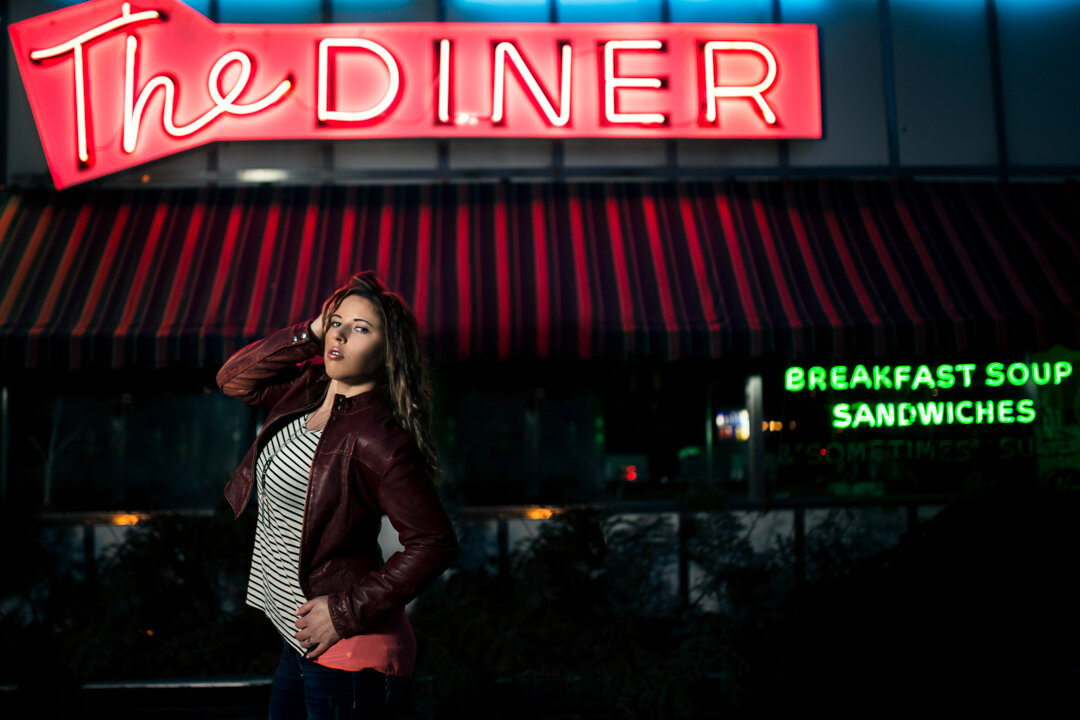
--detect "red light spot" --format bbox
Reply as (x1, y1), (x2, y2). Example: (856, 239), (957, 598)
(820, 448), (827, 456)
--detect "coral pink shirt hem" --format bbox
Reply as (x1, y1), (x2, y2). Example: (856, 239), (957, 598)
(314, 606), (417, 676)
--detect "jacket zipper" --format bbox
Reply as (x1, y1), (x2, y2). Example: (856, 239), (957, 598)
(298, 396), (336, 598)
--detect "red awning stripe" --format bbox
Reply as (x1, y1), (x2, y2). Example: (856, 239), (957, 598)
(2, 180), (1079, 368)
(815, 183), (887, 355)
(674, 185), (722, 358)
(925, 190), (1007, 349)
(888, 184), (968, 352)
(853, 184), (927, 353)
(712, 187), (763, 356)
(996, 185), (1076, 314)
(780, 182), (842, 356)
(454, 185), (471, 361)
(961, 184), (1049, 348)
(32, 203), (91, 339)
(0, 202), (53, 322)
(749, 184), (804, 355)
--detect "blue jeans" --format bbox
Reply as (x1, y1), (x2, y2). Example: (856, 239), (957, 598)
(269, 642), (408, 720)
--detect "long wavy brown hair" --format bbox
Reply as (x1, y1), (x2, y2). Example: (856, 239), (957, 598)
(319, 271), (441, 483)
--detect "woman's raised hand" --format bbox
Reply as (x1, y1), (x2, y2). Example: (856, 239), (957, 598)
(310, 312), (325, 342)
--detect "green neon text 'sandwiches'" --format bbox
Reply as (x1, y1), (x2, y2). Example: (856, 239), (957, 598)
(832, 399), (1036, 429)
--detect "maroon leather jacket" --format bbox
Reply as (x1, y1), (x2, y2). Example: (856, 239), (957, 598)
(217, 321), (460, 639)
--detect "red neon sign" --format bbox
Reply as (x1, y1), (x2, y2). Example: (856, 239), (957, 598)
(9, 0), (821, 189)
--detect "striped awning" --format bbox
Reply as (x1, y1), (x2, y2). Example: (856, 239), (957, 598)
(1, 180), (1079, 368)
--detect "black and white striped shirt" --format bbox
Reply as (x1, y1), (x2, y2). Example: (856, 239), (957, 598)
(246, 415), (320, 655)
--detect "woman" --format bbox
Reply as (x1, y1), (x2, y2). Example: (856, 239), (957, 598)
(217, 272), (459, 720)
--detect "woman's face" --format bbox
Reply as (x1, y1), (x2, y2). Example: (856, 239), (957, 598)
(323, 294), (386, 394)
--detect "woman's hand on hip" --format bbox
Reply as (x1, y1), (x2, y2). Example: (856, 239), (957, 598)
(294, 596), (341, 660)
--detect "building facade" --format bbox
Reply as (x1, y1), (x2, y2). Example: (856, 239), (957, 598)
(2, 0), (1080, 513)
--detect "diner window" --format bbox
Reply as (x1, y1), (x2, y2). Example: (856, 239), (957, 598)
(6, 371), (250, 511)
(432, 364), (605, 505)
(1030, 346), (1080, 494)
(432, 361), (730, 506)
(769, 355), (1049, 499)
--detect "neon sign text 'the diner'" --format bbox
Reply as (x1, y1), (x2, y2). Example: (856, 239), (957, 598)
(9, 0), (821, 188)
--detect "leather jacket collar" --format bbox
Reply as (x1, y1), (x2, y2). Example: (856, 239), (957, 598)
(303, 366), (392, 417)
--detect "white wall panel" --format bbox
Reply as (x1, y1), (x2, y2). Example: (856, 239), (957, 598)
(891, 0), (997, 167)
(997, 0), (1080, 166)
(676, 139), (780, 169)
(783, 0), (891, 167)
(449, 139), (554, 169)
(6, 0), (55, 181)
(669, 0), (772, 23)
(96, 148), (214, 187)
(335, 139), (440, 170)
(556, 0), (663, 23)
(446, 0), (550, 22)
(563, 139), (667, 168)
(217, 141), (326, 174)
(332, 0), (438, 22)
(217, 0), (322, 24)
